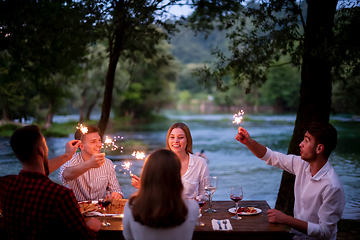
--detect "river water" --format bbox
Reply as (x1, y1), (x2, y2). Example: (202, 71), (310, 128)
(1, 113), (359, 220)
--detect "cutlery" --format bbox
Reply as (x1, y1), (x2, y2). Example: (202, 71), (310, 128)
(222, 220), (227, 229)
(217, 220), (222, 230)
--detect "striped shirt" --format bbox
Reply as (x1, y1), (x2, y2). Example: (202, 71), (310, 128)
(59, 152), (123, 201)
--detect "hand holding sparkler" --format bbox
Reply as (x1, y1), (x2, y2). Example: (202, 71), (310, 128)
(131, 174), (140, 189)
(235, 127), (267, 159)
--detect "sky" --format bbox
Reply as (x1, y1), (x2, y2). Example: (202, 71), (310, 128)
(168, 4), (193, 17)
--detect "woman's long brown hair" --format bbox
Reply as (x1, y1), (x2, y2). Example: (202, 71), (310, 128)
(129, 149), (188, 228)
(166, 122), (193, 154)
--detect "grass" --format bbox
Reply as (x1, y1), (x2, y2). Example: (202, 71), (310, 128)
(0, 123), (22, 137)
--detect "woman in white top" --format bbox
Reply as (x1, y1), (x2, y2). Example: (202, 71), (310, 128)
(131, 122), (210, 200)
(122, 149), (199, 240)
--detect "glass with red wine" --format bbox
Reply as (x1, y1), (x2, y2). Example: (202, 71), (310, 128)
(98, 197), (112, 226)
(195, 195), (207, 227)
(230, 186), (243, 220)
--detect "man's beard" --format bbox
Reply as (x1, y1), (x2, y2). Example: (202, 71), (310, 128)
(43, 157), (49, 176)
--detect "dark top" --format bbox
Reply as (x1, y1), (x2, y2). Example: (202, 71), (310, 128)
(0, 170), (98, 240)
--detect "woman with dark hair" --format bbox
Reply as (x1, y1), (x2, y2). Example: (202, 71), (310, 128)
(123, 149), (199, 240)
(131, 122), (210, 200)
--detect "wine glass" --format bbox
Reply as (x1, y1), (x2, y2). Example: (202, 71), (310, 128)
(98, 196), (112, 226)
(204, 176), (218, 213)
(230, 186), (243, 220)
(195, 195), (206, 226)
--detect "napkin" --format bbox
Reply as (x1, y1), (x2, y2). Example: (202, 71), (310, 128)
(211, 219), (233, 230)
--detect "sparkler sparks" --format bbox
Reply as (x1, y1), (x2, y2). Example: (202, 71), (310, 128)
(132, 151), (145, 160)
(232, 110), (245, 125)
(119, 162), (132, 175)
(76, 123), (88, 135)
(102, 136), (124, 153)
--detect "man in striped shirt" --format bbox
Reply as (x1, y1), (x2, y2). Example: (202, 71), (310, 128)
(59, 126), (123, 201)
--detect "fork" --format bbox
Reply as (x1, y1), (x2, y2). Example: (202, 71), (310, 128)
(217, 220), (222, 230)
(222, 220), (228, 229)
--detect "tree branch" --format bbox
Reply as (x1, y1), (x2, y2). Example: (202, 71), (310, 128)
(270, 61), (293, 67)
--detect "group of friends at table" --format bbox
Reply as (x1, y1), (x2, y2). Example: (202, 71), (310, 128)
(0, 121), (345, 240)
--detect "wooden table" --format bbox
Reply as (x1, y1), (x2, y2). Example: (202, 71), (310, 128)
(92, 200), (293, 239)
(192, 200), (293, 240)
(0, 200), (293, 240)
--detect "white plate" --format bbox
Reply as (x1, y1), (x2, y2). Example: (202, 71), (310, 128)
(84, 211), (124, 218)
(228, 207), (262, 215)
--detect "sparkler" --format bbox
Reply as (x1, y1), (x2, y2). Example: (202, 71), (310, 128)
(132, 151), (145, 160)
(102, 136), (124, 154)
(76, 123), (88, 134)
(232, 110), (245, 125)
(119, 162), (132, 175)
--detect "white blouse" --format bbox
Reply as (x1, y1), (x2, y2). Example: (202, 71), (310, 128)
(181, 153), (210, 200)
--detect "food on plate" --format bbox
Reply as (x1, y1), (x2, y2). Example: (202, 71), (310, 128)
(78, 199), (128, 215)
(79, 201), (99, 214)
(237, 206), (257, 214)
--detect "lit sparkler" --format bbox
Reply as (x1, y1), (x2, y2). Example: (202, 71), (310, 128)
(102, 135), (124, 154)
(232, 110), (245, 125)
(132, 151), (145, 160)
(119, 162), (132, 175)
(76, 123), (88, 135)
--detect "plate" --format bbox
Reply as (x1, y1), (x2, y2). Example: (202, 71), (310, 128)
(84, 211), (124, 218)
(228, 207), (262, 215)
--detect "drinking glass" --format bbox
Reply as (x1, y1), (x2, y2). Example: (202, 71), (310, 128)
(204, 176), (218, 213)
(195, 196), (206, 226)
(98, 197), (112, 226)
(230, 186), (243, 220)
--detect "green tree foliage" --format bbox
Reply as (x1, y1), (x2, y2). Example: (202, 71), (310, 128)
(0, 0), (96, 122)
(259, 58), (301, 112)
(113, 41), (179, 120)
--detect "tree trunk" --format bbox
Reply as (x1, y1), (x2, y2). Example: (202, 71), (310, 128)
(79, 72), (89, 123)
(2, 107), (10, 121)
(98, 54), (120, 137)
(44, 103), (54, 130)
(275, 0), (338, 215)
(85, 91), (101, 121)
(98, 3), (125, 138)
(79, 89), (86, 123)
